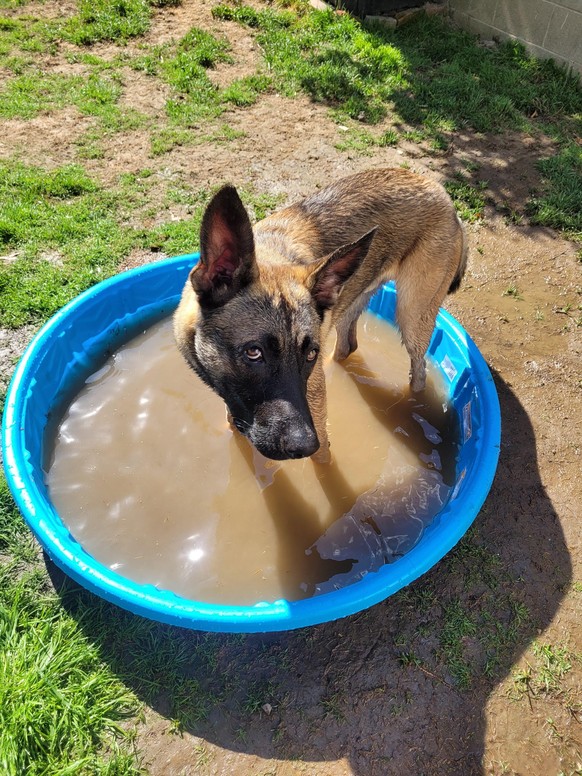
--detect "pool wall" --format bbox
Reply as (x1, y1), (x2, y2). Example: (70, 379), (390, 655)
(2, 254), (501, 632)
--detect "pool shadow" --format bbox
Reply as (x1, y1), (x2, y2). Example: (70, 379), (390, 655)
(47, 367), (571, 775)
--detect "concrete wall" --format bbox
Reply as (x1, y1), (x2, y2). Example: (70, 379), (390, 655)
(447, 0), (582, 76)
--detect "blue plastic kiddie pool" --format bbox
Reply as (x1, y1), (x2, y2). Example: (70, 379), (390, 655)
(2, 254), (500, 633)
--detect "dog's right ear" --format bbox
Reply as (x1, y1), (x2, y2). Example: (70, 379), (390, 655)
(307, 227), (377, 312)
(190, 185), (257, 307)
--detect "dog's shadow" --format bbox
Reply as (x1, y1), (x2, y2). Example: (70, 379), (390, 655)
(48, 368), (570, 775)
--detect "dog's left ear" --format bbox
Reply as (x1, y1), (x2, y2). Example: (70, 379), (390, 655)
(191, 184), (258, 308)
(308, 228), (377, 311)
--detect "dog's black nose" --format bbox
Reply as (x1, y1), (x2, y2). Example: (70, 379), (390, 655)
(283, 426), (319, 459)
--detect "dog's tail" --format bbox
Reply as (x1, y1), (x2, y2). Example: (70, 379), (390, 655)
(448, 218), (468, 295)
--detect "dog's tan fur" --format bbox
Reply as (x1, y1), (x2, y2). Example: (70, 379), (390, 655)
(175, 168), (467, 463)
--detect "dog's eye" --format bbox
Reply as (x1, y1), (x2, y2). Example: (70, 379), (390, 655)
(244, 346), (263, 362)
(306, 348), (318, 362)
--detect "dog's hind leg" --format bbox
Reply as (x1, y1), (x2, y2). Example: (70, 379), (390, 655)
(333, 290), (376, 362)
(396, 239), (462, 393)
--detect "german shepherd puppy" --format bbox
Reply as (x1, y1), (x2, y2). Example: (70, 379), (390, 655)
(174, 168), (467, 464)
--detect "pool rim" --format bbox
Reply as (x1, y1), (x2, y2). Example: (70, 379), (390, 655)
(2, 253), (501, 633)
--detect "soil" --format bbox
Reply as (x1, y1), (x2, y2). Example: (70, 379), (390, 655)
(1, 3), (581, 775)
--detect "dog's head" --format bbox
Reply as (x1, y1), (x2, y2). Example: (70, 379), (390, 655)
(174, 185), (375, 460)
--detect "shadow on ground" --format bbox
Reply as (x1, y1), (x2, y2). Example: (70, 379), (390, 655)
(46, 367), (571, 775)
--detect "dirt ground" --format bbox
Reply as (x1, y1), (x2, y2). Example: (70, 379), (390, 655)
(1, 2), (581, 775)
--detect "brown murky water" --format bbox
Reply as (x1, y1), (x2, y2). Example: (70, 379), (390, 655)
(45, 313), (459, 605)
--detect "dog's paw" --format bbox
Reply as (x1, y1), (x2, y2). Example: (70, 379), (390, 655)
(409, 359), (427, 393)
(409, 374), (427, 393)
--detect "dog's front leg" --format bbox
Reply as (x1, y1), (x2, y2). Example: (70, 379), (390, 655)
(307, 362), (331, 464)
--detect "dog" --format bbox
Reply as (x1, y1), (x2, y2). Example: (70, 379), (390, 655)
(174, 168), (467, 464)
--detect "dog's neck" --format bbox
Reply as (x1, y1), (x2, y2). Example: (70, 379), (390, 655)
(254, 212), (322, 268)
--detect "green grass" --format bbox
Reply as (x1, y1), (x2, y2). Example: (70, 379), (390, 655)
(0, 161), (282, 326)
(444, 173), (488, 223)
(393, 526), (533, 688)
(503, 283), (523, 300)
(0, 0), (33, 7)
(130, 27), (269, 151)
(212, 4), (582, 134)
(526, 142), (582, 238)
(510, 641), (580, 700)
(0, 162), (138, 326)
(209, 2), (581, 247)
(221, 73), (272, 107)
(62, 0), (152, 46)
(0, 69), (147, 133)
(0, 478), (142, 776)
(0, 0), (180, 58)
(0, 15), (61, 59)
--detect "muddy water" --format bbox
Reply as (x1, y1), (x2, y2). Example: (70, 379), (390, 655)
(45, 313), (459, 605)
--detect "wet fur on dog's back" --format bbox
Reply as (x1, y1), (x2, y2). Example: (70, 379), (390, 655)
(174, 168), (467, 462)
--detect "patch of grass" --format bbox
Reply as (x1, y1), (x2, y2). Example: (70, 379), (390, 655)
(212, 4), (582, 135)
(164, 27), (232, 95)
(321, 690), (345, 721)
(0, 1), (173, 56)
(393, 529), (531, 687)
(391, 22), (582, 133)
(130, 43), (169, 77)
(0, 14), (60, 57)
(479, 600), (531, 678)
(0, 72), (84, 119)
(510, 642), (580, 701)
(242, 679), (278, 715)
(526, 142), (582, 239)
(444, 173), (488, 223)
(334, 126), (400, 154)
(397, 650), (423, 668)
(0, 0), (177, 55)
(213, 4), (408, 124)
(62, 0), (152, 45)
(439, 600), (477, 688)
(0, 475), (37, 564)
(503, 283), (523, 300)
(160, 26), (233, 121)
(0, 69), (147, 132)
(0, 477), (141, 776)
(58, 589), (241, 733)
(148, 27), (266, 129)
(0, 0), (33, 7)
(221, 73), (271, 107)
(205, 124), (247, 143)
(531, 642), (575, 693)
(150, 126), (196, 156)
(0, 161), (138, 326)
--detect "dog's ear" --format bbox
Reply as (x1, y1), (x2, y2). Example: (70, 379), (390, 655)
(190, 185), (257, 307)
(308, 228), (377, 311)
